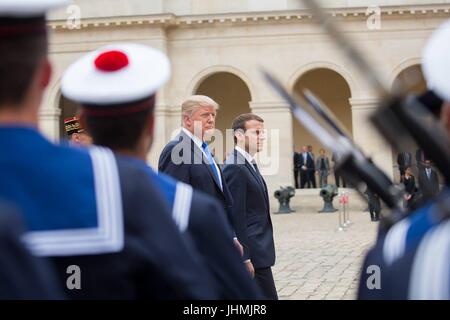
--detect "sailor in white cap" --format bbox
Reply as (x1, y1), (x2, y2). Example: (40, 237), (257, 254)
(0, 0), (215, 299)
(358, 20), (450, 300)
(61, 43), (261, 299)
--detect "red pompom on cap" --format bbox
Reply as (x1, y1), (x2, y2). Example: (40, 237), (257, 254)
(94, 50), (129, 72)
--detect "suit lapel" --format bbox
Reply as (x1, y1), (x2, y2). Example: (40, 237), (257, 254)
(181, 130), (223, 191)
(236, 150), (269, 203)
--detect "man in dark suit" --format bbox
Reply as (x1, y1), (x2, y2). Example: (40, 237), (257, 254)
(299, 146), (315, 188)
(418, 160), (440, 202)
(397, 151), (412, 182)
(0, 9), (215, 300)
(293, 150), (301, 189)
(223, 113), (278, 300)
(159, 95), (242, 252)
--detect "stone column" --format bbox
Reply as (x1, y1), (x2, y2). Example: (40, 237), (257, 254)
(350, 97), (394, 180)
(249, 101), (294, 195)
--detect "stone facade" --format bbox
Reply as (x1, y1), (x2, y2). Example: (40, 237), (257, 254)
(41, 0), (450, 192)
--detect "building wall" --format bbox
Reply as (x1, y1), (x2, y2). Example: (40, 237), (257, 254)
(41, 1), (450, 192)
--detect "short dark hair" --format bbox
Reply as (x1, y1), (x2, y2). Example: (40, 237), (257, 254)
(231, 113), (264, 144)
(84, 98), (154, 150)
(0, 17), (48, 108)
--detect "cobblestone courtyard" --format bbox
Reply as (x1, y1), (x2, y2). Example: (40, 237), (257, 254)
(271, 198), (378, 300)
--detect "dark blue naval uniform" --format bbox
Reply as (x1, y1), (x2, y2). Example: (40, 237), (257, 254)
(0, 202), (64, 299)
(127, 158), (261, 299)
(0, 126), (216, 299)
(358, 189), (450, 299)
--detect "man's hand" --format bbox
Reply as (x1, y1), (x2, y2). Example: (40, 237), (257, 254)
(245, 260), (255, 278)
(233, 238), (244, 257)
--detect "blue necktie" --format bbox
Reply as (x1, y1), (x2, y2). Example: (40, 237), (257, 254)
(202, 142), (221, 186)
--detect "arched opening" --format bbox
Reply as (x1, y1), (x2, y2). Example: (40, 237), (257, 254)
(292, 68), (352, 187)
(391, 64), (428, 182)
(59, 95), (82, 141)
(194, 72), (252, 161)
(392, 64), (427, 94)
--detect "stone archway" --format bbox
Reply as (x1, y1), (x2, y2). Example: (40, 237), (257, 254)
(292, 68), (352, 187)
(194, 72), (252, 161)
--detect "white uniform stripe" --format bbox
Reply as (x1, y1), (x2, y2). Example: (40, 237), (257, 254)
(383, 218), (411, 265)
(172, 183), (192, 233)
(409, 220), (450, 299)
(23, 146), (124, 256)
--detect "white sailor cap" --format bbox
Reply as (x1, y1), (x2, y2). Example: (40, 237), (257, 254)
(423, 19), (450, 102)
(0, 0), (70, 18)
(61, 43), (171, 114)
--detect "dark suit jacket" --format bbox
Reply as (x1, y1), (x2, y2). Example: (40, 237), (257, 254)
(158, 130), (235, 229)
(298, 152), (314, 171)
(223, 149), (275, 269)
(418, 168), (439, 200)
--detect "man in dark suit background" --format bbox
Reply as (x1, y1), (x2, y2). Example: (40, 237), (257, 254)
(293, 150), (301, 189)
(158, 95), (242, 253)
(223, 113), (277, 300)
(397, 151), (412, 182)
(418, 160), (440, 202)
(299, 145), (315, 188)
(307, 145), (317, 188)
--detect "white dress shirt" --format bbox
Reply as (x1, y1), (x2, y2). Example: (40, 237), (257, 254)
(182, 128), (223, 189)
(235, 146), (256, 171)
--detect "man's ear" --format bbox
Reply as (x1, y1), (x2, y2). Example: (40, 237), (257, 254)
(38, 58), (52, 89)
(182, 114), (190, 128)
(71, 133), (80, 143)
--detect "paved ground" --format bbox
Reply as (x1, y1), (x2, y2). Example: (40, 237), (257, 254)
(270, 194), (378, 300)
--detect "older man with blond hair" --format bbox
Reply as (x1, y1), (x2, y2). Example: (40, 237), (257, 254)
(159, 95), (241, 252)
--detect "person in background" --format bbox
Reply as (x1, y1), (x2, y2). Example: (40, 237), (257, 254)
(402, 166), (417, 210)
(307, 145), (317, 188)
(63, 116), (92, 146)
(397, 151), (412, 183)
(315, 148), (330, 188)
(293, 149), (301, 189)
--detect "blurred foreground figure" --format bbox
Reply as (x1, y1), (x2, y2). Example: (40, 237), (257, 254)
(0, 0), (215, 299)
(359, 19), (450, 300)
